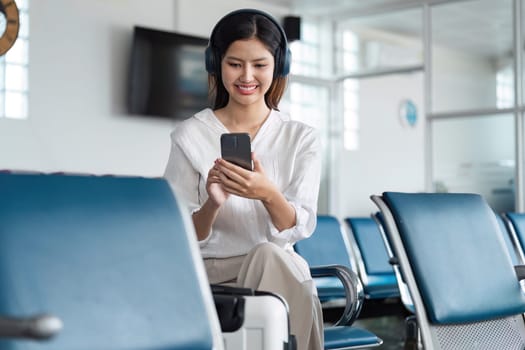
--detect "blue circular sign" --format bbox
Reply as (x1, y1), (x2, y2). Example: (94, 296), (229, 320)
(399, 99), (417, 127)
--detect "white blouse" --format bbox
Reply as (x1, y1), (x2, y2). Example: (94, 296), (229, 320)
(164, 108), (321, 258)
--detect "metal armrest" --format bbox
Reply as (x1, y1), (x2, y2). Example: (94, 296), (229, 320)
(0, 314), (62, 340)
(310, 264), (364, 326)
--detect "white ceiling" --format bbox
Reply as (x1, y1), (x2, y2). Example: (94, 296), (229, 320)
(260, 0), (514, 59)
(266, 0), (410, 16)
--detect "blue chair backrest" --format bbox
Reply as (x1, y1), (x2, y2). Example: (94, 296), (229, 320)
(345, 217), (393, 275)
(0, 173), (217, 350)
(383, 192), (525, 324)
(294, 215), (353, 268)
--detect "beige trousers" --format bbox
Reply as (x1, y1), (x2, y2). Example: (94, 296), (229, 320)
(204, 242), (324, 350)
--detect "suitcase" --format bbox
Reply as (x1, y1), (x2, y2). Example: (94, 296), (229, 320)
(212, 285), (296, 350)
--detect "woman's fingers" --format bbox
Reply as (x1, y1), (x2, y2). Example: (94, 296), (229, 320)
(217, 158), (252, 179)
(218, 171), (244, 194)
(215, 157), (271, 200)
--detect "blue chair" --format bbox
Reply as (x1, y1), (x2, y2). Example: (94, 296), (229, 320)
(295, 215), (383, 349)
(295, 216), (357, 304)
(372, 192), (525, 349)
(370, 212), (415, 314)
(344, 217), (399, 300)
(0, 173), (223, 349)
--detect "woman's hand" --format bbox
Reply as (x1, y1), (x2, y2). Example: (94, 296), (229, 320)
(216, 152), (278, 202)
(192, 164), (229, 241)
(206, 163), (230, 207)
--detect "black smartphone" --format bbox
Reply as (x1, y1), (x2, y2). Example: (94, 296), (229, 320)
(220, 133), (253, 171)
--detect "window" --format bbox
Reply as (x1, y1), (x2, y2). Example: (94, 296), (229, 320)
(287, 17), (332, 129)
(341, 30), (360, 150)
(496, 64), (513, 109)
(289, 18), (333, 78)
(289, 82), (327, 130)
(289, 20), (322, 77)
(343, 78), (360, 150)
(287, 18), (333, 213)
(1, 0), (29, 119)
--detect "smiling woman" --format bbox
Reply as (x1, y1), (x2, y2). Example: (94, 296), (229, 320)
(164, 8), (324, 350)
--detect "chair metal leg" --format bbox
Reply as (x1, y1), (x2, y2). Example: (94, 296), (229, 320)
(404, 315), (419, 350)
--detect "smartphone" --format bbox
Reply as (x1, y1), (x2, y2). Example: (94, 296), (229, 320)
(220, 133), (253, 171)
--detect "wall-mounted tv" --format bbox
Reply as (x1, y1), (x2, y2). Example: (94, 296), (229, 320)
(127, 26), (210, 120)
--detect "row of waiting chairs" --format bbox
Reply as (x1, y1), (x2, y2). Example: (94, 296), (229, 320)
(294, 207), (525, 349)
(0, 172), (383, 350)
(4, 171), (523, 349)
(295, 211), (525, 306)
(372, 192), (525, 350)
(294, 215), (401, 306)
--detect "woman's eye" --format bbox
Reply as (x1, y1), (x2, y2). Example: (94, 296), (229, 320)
(255, 64), (267, 68)
(228, 63), (241, 68)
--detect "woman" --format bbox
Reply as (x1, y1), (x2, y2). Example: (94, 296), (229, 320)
(164, 9), (323, 350)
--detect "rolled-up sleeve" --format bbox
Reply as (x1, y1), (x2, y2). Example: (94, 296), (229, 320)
(164, 130), (217, 247)
(268, 128), (321, 247)
(164, 132), (201, 213)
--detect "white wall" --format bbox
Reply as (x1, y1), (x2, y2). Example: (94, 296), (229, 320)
(0, 0), (289, 176)
(336, 72), (425, 217)
(1, 0), (178, 175)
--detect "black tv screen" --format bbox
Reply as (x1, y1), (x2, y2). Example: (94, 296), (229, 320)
(127, 26), (210, 119)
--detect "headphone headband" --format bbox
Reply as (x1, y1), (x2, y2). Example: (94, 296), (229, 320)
(205, 8), (291, 77)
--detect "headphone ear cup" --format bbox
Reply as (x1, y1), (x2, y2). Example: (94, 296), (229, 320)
(274, 46), (291, 77)
(273, 47), (282, 77)
(205, 46), (214, 74)
(281, 48), (291, 76)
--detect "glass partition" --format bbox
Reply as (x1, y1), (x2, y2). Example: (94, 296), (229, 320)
(431, 0), (513, 113)
(286, 82), (331, 214)
(335, 8), (422, 75)
(432, 113), (515, 212)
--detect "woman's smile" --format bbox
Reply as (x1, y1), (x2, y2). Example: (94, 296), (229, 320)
(236, 83), (259, 94)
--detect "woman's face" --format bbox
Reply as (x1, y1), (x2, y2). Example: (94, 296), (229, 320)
(220, 38), (275, 108)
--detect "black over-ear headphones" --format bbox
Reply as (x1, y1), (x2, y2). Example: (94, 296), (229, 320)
(205, 8), (291, 77)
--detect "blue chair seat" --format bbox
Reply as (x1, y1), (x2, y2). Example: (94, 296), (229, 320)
(324, 326), (381, 350)
(313, 277), (345, 301)
(314, 275), (400, 302)
(295, 216), (356, 302)
(295, 216), (382, 349)
(364, 274), (399, 299)
(345, 217), (400, 301)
